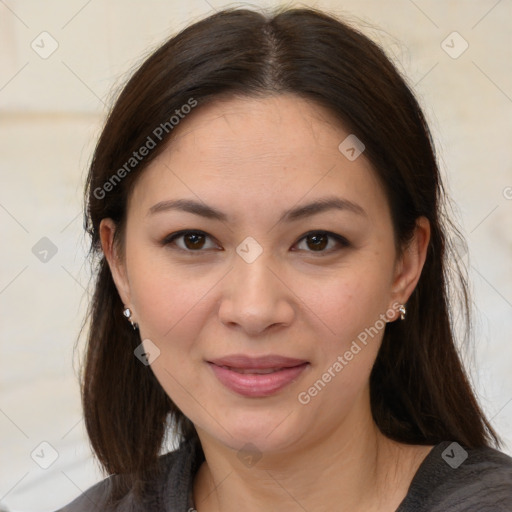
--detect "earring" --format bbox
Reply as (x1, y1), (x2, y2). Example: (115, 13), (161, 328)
(399, 304), (406, 321)
(123, 307), (139, 330)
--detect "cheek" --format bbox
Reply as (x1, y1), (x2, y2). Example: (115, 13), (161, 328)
(128, 259), (213, 404)
(126, 242), (219, 341)
(300, 263), (391, 350)
(294, 271), (389, 416)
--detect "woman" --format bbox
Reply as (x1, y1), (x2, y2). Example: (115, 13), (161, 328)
(58, 6), (512, 511)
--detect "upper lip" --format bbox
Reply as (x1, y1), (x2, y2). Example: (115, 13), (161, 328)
(207, 354), (308, 369)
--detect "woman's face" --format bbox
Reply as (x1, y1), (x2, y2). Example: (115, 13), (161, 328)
(102, 94), (428, 455)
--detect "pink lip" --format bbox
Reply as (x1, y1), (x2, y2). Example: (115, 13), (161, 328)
(207, 354), (309, 397)
(208, 354), (308, 369)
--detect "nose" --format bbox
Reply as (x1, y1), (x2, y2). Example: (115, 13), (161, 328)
(218, 251), (295, 336)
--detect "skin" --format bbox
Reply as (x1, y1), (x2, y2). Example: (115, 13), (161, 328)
(100, 94), (432, 512)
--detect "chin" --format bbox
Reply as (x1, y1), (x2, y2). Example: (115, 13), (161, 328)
(198, 409), (304, 455)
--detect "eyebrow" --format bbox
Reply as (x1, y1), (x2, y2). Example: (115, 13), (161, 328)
(147, 195), (367, 223)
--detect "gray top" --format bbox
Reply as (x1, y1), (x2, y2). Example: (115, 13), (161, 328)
(56, 438), (512, 511)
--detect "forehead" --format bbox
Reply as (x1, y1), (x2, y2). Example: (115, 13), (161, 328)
(128, 94), (388, 224)
(167, 94), (352, 168)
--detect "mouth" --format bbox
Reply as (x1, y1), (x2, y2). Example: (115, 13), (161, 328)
(215, 365), (293, 375)
(207, 354), (310, 397)
(207, 353), (308, 370)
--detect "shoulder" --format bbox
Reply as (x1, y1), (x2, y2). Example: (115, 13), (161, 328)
(53, 474), (121, 512)
(54, 437), (204, 511)
(399, 441), (512, 512)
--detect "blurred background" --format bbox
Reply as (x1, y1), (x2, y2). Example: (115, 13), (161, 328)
(0, 0), (511, 510)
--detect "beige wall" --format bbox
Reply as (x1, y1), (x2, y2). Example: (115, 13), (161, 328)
(1, 1), (511, 510)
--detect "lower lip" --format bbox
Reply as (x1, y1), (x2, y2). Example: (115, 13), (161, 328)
(208, 362), (309, 397)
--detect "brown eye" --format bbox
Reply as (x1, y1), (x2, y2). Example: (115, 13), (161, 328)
(163, 230), (219, 252)
(294, 231), (349, 254)
(183, 232), (206, 250)
(305, 233), (329, 251)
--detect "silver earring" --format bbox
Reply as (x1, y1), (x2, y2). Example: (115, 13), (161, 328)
(399, 304), (406, 321)
(123, 307), (138, 330)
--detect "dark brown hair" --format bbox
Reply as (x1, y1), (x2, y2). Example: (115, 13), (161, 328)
(79, 5), (500, 502)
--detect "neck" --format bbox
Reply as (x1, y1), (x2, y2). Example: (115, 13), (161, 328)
(192, 399), (421, 512)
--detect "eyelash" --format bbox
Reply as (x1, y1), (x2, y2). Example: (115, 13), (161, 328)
(161, 230), (350, 255)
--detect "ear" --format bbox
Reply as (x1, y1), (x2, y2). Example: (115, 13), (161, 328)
(99, 218), (132, 307)
(389, 216), (431, 319)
